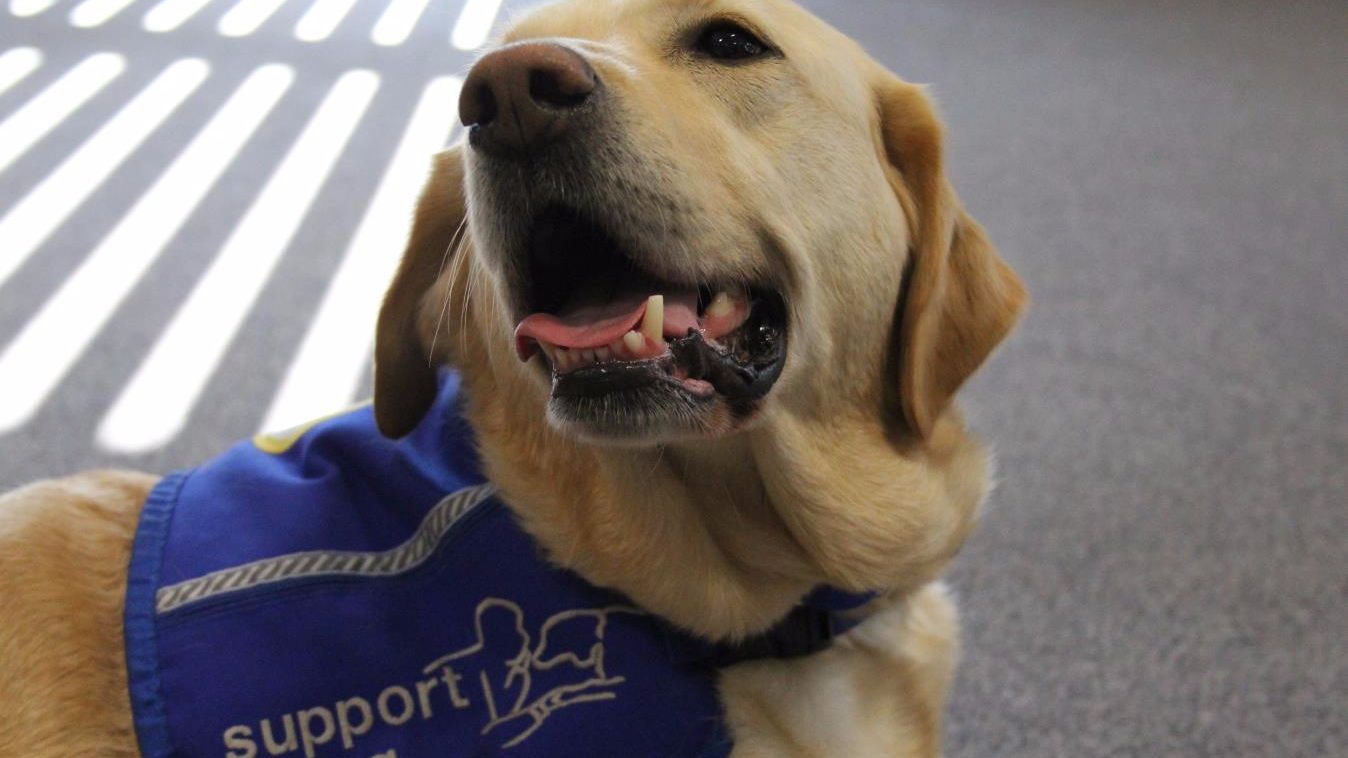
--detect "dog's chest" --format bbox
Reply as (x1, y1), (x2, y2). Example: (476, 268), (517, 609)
(123, 374), (729, 758)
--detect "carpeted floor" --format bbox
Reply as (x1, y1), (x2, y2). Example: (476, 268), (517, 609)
(835, 2), (1347, 755)
(1, 0), (1344, 755)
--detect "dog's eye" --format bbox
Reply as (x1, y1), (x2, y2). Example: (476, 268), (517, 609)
(695, 22), (771, 61)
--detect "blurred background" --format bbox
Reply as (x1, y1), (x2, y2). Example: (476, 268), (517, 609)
(0, 0), (1343, 755)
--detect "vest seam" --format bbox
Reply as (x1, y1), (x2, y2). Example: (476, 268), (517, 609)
(156, 495), (505, 627)
(154, 482), (496, 617)
(123, 469), (190, 758)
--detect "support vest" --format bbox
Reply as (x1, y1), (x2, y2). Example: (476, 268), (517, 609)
(124, 372), (871, 758)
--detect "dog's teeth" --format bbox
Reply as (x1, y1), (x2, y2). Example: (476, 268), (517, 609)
(609, 339), (626, 357)
(622, 330), (645, 354)
(642, 295), (664, 345)
(579, 349), (594, 363)
(557, 348), (571, 370)
(594, 347), (611, 361)
(707, 291), (735, 318)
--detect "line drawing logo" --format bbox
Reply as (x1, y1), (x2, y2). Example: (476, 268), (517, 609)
(220, 597), (645, 756)
(424, 598), (643, 749)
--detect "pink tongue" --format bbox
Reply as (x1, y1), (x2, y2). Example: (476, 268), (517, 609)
(514, 290), (700, 360)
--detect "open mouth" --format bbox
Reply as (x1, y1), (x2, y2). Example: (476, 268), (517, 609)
(511, 206), (787, 433)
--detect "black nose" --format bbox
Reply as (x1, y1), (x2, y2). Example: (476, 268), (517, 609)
(460, 42), (597, 157)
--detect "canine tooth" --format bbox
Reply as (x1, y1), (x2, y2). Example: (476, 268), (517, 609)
(642, 295), (664, 344)
(707, 291), (735, 317)
(557, 349), (571, 370)
(594, 347), (611, 361)
(622, 330), (645, 354)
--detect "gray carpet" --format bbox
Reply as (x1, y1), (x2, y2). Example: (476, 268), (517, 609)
(855, 2), (1348, 755)
(1, 0), (1344, 755)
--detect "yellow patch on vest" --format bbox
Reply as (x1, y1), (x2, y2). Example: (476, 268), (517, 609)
(252, 401), (372, 454)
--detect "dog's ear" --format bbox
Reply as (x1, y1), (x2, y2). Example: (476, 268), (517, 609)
(374, 145), (468, 438)
(877, 78), (1028, 440)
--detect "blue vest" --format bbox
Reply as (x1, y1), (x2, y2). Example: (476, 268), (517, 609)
(124, 372), (871, 758)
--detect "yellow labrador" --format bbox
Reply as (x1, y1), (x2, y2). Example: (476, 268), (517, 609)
(0, 0), (1025, 755)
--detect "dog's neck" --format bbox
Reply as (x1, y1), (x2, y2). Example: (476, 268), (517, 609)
(455, 352), (988, 642)
(423, 261), (988, 641)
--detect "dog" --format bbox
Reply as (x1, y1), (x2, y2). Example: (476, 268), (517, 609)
(0, 0), (1026, 755)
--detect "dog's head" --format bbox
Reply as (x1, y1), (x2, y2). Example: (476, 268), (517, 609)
(375, 0), (1025, 451)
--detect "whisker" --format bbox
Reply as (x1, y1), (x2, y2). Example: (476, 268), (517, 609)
(457, 238), (484, 360)
(426, 214), (470, 367)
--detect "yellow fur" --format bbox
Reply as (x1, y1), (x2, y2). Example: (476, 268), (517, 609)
(0, 471), (152, 757)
